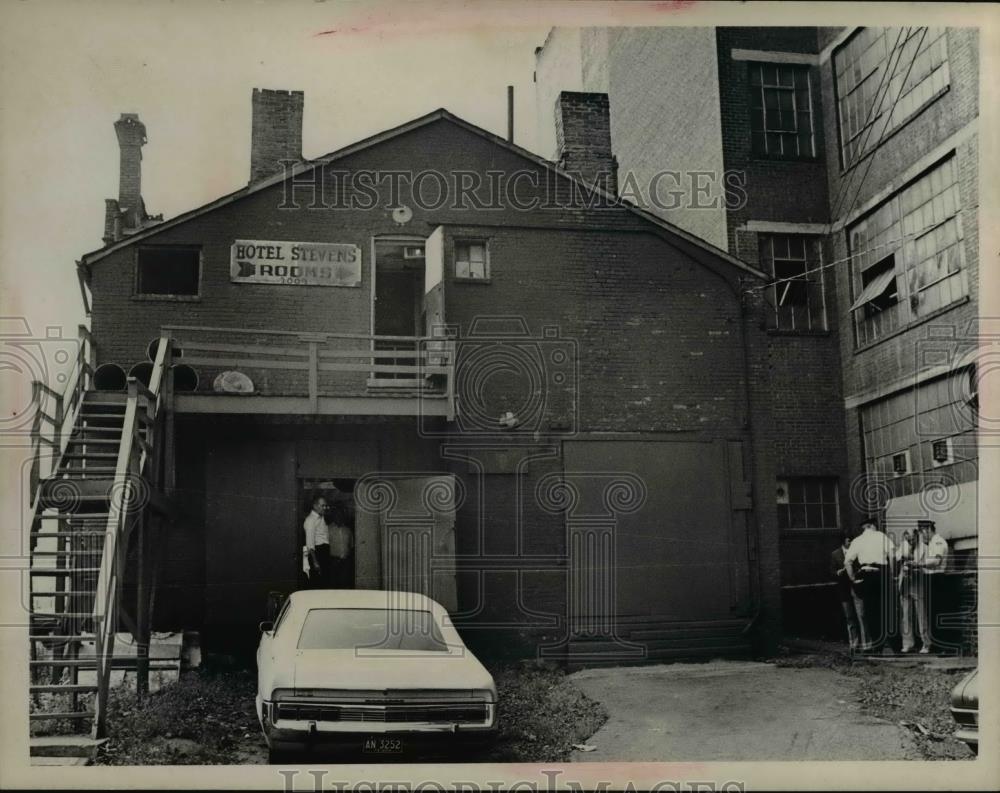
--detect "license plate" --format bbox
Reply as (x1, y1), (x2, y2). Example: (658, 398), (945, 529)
(363, 736), (403, 754)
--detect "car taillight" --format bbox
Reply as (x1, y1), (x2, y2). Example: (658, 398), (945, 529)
(471, 688), (496, 703)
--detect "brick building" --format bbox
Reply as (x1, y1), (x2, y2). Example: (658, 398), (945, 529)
(536, 26), (980, 643)
(29, 83), (793, 743)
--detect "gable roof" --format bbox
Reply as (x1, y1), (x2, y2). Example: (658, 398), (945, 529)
(79, 108), (765, 280)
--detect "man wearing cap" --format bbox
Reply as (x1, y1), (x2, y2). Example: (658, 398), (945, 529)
(845, 517), (895, 654)
(917, 519), (949, 653)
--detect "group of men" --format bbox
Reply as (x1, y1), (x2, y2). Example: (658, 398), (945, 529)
(832, 517), (949, 655)
(303, 493), (355, 589)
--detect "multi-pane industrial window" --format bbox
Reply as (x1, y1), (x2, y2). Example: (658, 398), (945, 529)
(749, 64), (815, 159)
(136, 246), (201, 296)
(455, 241), (488, 280)
(860, 369), (977, 500)
(760, 235), (826, 331)
(834, 27), (949, 167)
(776, 478), (840, 531)
(848, 155), (966, 347)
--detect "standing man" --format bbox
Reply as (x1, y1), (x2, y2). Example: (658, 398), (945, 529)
(845, 516), (895, 654)
(831, 530), (866, 652)
(897, 528), (930, 653)
(326, 502), (355, 589)
(303, 494), (330, 588)
(917, 519), (950, 653)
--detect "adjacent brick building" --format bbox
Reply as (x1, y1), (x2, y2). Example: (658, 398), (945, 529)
(536, 26), (980, 648)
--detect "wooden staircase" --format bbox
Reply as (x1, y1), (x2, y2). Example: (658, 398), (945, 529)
(25, 332), (174, 763)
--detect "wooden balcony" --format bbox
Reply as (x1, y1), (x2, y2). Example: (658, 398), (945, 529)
(161, 325), (455, 419)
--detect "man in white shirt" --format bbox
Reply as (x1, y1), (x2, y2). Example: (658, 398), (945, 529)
(303, 494), (330, 588)
(845, 517), (895, 654)
(917, 519), (950, 653)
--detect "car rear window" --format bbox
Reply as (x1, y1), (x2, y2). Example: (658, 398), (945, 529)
(296, 608), (449, 651)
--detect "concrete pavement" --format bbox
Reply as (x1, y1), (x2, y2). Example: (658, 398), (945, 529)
(567, 660), (917, 761)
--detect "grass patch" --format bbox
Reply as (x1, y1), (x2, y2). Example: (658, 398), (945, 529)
(95, 660), (606, 764)
(96, 668), (265, 765)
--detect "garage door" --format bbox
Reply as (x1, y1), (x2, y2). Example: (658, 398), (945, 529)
(562, 439), (752, 624)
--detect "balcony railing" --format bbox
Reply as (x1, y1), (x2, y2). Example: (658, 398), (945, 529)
(160, 325), (455, 419)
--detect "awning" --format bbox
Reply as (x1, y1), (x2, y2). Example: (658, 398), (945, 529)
(849, 268), (896, 311)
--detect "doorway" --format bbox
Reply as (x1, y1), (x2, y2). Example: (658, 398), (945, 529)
(372, 237), (425, 383)
(299, 477), (357, 590)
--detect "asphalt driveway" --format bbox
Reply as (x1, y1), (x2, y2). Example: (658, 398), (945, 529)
(567, 660), (917, 761)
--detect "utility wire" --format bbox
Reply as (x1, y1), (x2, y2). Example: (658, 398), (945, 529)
(750, 27), (935, 296)
(836, 26), (931, 237)
(744, 217), (954, 294)
(827, 26), (910, 223)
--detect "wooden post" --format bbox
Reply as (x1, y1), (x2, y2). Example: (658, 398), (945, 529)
(164, 365), (176, 492)
(308, 340), (319, 413)
(136, 510), (149, 698)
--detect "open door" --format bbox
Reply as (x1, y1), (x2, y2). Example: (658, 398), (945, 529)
(423, 227), (447, 368)
(354, 474), (457, 612)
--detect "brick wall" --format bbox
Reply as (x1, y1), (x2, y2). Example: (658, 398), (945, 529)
(249, 88), (303, 184)
(715, 28), (831, 253)
(87, 115), (778, 654)
(818, 29), (980, 535)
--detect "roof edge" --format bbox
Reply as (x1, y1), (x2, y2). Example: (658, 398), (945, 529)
(81, 107), (765, 280)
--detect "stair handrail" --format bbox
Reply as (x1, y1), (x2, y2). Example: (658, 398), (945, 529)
(25, 325), (96, 528)
(91, 335), (171, 738)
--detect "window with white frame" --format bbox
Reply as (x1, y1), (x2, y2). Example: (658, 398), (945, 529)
(834, 27), (949, 167)
(776, 477), (840, 531)
(759, 235), (827, 331)
(848, 155), (966, 347)
(455, 241), (488, 280)
(860, 369), (977, 500)
(748, 63), (816, 159)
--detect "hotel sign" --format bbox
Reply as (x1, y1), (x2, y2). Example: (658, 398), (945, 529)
(230, 240), (361, 287)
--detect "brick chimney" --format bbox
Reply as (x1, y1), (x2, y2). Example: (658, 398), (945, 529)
(250, 88), (304, 183)
(554, 91), (618, 196)
(114, 113), (147, 229)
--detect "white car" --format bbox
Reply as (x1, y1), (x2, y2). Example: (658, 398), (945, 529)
(255, 589), (497, 761)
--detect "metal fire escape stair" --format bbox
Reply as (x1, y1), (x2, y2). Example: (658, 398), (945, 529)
(26, 333), (174, 763)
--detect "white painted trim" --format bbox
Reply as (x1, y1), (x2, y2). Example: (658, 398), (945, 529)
(819, 27), (858, 65)
(730, 48), (818, 66)
(833, 118), (978, 231)
(844, 357), (971, 409)
(741, 220), (829, 235)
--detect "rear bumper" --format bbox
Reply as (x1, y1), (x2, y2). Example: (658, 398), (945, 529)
(259, 699), (497, 749)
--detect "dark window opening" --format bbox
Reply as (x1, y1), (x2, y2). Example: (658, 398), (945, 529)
(859, 253), (898, 316)
(776, 477), (840, 531)
(136, 247), (201, 296)
(749, 63), (815, 159)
